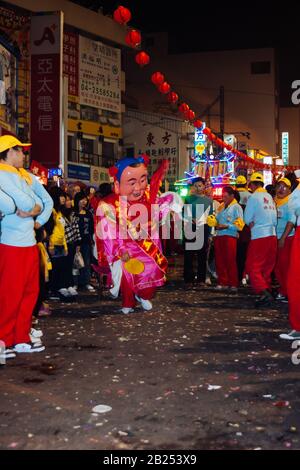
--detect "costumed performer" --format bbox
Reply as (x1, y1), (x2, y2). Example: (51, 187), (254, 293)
(95, 155), (183, 314)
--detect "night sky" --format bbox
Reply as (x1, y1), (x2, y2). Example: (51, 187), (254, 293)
(70, 1), (300, 52)
(70, 1), (300, 105)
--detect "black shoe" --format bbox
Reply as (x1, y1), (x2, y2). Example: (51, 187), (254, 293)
(255, 290), (274, 308)
(184, 282), (194, 289)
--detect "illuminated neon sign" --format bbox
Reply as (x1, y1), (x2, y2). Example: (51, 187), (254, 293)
(282, 132), (289, 166)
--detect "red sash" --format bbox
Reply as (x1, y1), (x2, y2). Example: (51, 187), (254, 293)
(135, 236), (168, 274)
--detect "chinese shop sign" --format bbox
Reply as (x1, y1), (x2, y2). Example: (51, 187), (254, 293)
(63, 30), (79, 98)
(30, 12), (63, 167)
(282, 132), (289, 166)
(79, 36), (121, 112)
(125, 119), (178, 179)
(194, 123), (207, 156)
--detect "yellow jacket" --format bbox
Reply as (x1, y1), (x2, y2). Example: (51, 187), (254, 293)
(49, 209), (68, 252)
(37, 242), (52, 282)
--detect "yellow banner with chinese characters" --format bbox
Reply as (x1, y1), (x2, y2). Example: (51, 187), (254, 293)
(68, 118), (122, 139)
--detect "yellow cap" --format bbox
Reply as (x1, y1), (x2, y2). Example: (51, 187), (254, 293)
(0, 135), (31, 153)
(250, 172), (264, 183)
(277, 177), (291, 188)
(236, 175), (247, 185)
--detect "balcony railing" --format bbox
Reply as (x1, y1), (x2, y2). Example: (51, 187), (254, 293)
(68, 149), (117, 168)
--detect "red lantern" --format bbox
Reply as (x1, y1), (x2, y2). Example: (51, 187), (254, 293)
(184, 110), (195, 121)
(125, 29), (141, 48)
(151, 72), (165, 86)
(135, 51), (150, 67)
(203, 127), (212, 137)
(113, 6), (132, 25)
(158, 82), (171, 94)
(178, 103), (189, 114)
(167, 92), (179, 103)
(193, 119), (203, 129)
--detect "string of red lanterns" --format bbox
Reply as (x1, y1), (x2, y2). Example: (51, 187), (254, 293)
(125, 29), (141, 48)
(113, 6), (298, 174)
(113, 6), (132, 25)
(135, 51), (150, 67)
(151, 72), (165, 85)
(167, 92), (179, 104)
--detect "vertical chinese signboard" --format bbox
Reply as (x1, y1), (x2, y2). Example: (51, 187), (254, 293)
(63, 30), (79, 98)
(126, 120), (178, 181)
(79, 36), (121, 112)
(282, 132), (289, 166)
(194, 124), (207, 157)
(30, 12), (63, 167)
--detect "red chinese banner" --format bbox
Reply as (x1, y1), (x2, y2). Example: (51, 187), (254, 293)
(30, 12), (63, 168)
(30, 159), (48, 185)
(63, 30), (79, 97)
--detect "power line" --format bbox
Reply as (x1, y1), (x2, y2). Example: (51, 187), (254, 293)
(127, 79), (275, 97)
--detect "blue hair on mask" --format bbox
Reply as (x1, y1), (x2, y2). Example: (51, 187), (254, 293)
(113, 156), (147, 182)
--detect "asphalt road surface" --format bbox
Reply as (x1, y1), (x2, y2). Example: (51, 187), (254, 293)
(0, 271), (299, 450)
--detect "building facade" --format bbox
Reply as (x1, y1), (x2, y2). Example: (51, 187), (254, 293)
(0, 0), (128, 185)
(125, 33), (279, 176)
(123, 108), (194, 186)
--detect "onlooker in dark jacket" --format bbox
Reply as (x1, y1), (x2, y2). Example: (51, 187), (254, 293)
(48, 187), (75, 300)
(74, 191), (95, 292)
(61, 194), (82, 296)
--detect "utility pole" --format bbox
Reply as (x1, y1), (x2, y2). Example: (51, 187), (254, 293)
(199, 87), (225, 142)
(220, 85), (225, 142)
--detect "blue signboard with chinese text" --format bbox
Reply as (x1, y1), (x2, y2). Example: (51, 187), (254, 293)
(68, 163), (90, 181)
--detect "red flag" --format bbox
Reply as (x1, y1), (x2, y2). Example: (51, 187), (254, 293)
(205, 163), (211, 186)
(30, 160), (48, 185)
(150, 159), (169, 203)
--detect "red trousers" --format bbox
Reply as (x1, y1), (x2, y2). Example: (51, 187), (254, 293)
(121, 275), (156, 308)
(275, 235), (294, 296)
(245, 236), (277, 294)
(287, 227), (300, 330)
(214, 236), (239, 287)
(0, 244), (39, 347)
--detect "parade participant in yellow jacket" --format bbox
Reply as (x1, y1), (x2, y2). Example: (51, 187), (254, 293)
(0, 136), (53, 357)
(274, 178), (295, 301)
(244, 173), (277, 307)
(213, 186), (243, 291)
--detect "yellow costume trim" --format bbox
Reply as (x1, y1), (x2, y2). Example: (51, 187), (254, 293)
(217, 198), (238, 213)
(233, 217), (245, 231)
(124, 258), (145, 275)
(255, 188), (267, 193)
(0, 162), (32, 185)
(275, 195), (290, 208)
